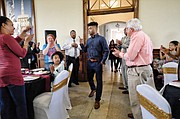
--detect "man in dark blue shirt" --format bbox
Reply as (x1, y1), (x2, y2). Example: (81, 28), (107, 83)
(80, 22), (109, 109)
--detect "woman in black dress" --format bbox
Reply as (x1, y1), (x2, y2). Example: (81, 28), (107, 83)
(109, 39), (116, 72)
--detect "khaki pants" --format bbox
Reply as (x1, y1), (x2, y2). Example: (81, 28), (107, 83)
(121, 59), (128, 89)
(127, 65), (155, 119)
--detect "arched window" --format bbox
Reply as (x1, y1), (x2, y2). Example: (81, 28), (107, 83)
(87, 0), (139, 17)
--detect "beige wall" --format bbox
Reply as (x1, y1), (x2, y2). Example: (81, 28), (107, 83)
(34, 0), (180, 49)
(34, 0), (83, 49)
(139, 0), (180, 48)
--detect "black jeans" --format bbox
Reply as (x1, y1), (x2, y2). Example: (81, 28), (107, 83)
(110, 59), (115, 70)
(66, 56), (79, 85)
(115, 58), (122, 70)
(87, 60), (102, 101)
(0, 85), (28, 119)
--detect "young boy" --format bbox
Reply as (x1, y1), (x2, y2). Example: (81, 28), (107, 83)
(160, 41), (179, 62)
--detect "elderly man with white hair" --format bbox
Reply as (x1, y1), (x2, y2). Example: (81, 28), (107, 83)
(113, 18), (155, 119)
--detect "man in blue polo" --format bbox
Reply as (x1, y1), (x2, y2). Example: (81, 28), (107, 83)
(80, 22), (109, 109)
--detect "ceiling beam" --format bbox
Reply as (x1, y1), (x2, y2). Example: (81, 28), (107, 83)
(88, 6), (134, 16)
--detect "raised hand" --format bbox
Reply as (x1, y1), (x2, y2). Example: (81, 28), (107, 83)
(24, 34), (34, 45)
(36, 42), (40, 48)
(19, 26), (32, 40)
(22, 26), (32, 33)
(161, 48), (169, 54)
(74, 43), (78, 48)
(112, 49), (120, 57)
(54, 38), (57, 46)
(116, 39), (122, 45)
(49, 64), (55, 73)
(79, 36), (84, 44)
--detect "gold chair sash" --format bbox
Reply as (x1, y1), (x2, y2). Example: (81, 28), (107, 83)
(163, 67), (177, 74)
(68, 69), (72, 77)
(52, 70), (72, 92)
(52, 78), (68, 92)
(137, 92), (172, 119)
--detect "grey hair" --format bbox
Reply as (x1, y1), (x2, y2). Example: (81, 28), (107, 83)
(126, 18), (142, 31)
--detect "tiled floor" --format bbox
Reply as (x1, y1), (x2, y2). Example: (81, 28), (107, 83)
(68, 63), (131, 119)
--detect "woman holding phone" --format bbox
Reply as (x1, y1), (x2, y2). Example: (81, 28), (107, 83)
(0, 16), (33, 119)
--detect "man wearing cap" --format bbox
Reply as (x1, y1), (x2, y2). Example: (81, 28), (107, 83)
(80, 22), (109, 109)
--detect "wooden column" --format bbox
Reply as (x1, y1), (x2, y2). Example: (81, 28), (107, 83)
(78, 0), (88, 82)
(133, 0), (139, 18)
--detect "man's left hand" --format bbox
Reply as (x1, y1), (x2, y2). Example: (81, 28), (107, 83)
(112, 49), (120, 57)
(74, 43), (78, 48)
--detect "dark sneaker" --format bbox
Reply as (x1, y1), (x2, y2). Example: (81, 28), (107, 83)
(128, 113), (134, 118)
(94, 101), (100, 109)
(118, 87), (126, 90)
(122, 90), (129, 94)
(88, 90), (96, 97)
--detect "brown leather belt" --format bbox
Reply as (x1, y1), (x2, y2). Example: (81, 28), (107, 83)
(88, 58), (98, 62)
(128, 65), (149, 68)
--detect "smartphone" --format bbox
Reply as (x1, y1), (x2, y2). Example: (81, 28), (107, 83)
(160, 45), (165, 50)
(25, 27), (32, 35)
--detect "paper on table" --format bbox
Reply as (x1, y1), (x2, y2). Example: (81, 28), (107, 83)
(24, 76), (40, 81)
(169, 82), (180, 88)
(33, 71), (49, 75)
(31, 68), (45, 72)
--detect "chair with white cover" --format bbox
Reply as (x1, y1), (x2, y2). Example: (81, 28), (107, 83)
(159, 62), (178, 94)
(162, 62), (178, 85)
(33, 70), (69, 119)
(136, 84), (172, 119)
(67, 63), (73, 87)
(64, 63), (73, 110)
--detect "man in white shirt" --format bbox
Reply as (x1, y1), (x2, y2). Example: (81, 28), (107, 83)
(62, 30), (81, 87)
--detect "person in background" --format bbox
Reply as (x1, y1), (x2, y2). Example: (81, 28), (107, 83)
(114, 39), (122, 72)
(108, 39), (116, 72)
(117, 27), (130, 94)
(80, 22), (109, 109)
(49, 51), (65, 83)
(30, 42), (40, 69)
(20, 41), (40, 69)
(161, 42), (180, 82)
(62, 30), (81, 87)
(0, 16), (33, 119)
(160, 40), (179, 63)
(113, 18), (155, 119)
(161, 42), (180, 60)
(42, 34), (61, 70)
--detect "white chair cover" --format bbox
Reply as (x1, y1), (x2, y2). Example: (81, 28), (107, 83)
(33, 70), (69, 119)
(64, 63), (73, 110)
(160, 62), (178, 94)
(67, 63), (73, 86)
(162, 62), (178, 85)
(136, 84), (172, 119)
